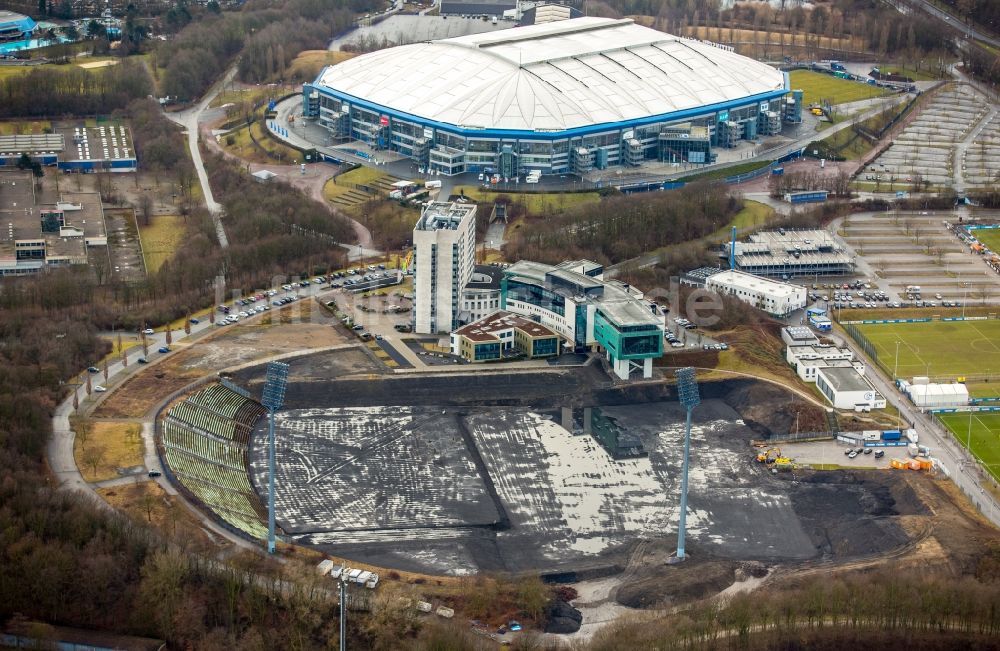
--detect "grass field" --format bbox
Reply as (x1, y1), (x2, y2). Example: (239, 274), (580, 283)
(678, 159), (771, 183)
(285, 50), (354, 83)
(971, 228), (1000, 253)
(855, 319), (1000, 382)
(451, 186), (600, 216)
(939, 411), (1000, 480)
(73, 420), (144, 483)
(789, 70), (892, 107)
(139, 214), (186, 273)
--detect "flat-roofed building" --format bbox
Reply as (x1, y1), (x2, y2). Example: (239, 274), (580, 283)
(0, 173), (107, 277)
(705, 269), (806, 317)
(726, 228), (854, 278)
(816, 365), (886, 410)
(501, 259), (664, 379)
(451, 309), (561, 362)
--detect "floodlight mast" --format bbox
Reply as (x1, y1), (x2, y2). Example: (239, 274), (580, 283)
(674, 367), (700, 562)
(262, 362), (289, 554)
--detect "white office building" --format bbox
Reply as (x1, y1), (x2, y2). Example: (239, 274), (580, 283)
(413, 201), (477, 334)
(816, 366), (887, 410)
(705, 269), (807, 317)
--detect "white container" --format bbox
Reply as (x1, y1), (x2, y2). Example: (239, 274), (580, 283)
(347, 569), (363, 581)
(317, 559), (335, 576)
(330, 565), (344, 580)
(416, 601), (433, 613)
(355, 571), (373, 585)
(366, 573), (379, 589)
(905, 429), (918, 444)
(436, 606), (455, 619)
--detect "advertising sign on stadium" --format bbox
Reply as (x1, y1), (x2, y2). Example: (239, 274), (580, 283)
(760, 102), (769, 111)
(423, 127), (433, 139)
(380, 115), (390, 126)
(717, 110), (729, 122)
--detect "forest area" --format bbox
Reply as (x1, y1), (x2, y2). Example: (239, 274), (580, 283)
(503, 183), (741, 267)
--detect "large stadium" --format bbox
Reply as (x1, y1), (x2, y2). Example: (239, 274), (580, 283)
(302, 17), (795, 176)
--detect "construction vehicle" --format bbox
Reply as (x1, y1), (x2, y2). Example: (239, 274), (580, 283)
(756, 447), (781, 463)
(773, 456), (796, 471)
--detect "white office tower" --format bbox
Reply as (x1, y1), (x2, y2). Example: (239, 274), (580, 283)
(413, 201), (477, 334)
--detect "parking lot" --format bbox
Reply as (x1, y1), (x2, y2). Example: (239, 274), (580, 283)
(778, 439), (895, 469)
(840, 212), (1000, 302)
(105, 208), (145, 281)
(864, 84), (988, 189)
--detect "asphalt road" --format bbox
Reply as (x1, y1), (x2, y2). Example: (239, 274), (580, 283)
(163, 66), (237, 247)
(46, 279), (345, 550)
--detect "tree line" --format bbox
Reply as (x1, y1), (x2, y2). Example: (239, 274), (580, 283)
(503, 182), (742, 266)
(0, 62), (152, 119)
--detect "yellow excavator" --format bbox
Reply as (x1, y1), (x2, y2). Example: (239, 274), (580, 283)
(756, 447), (795, 469)
(756, 447), (781, 463)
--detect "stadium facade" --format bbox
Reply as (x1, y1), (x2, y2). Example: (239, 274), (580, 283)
(303, 17), (792, 176)
(0, 10), (36, 43)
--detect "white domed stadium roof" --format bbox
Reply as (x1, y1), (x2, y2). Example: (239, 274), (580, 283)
(316, 17), (787, 133)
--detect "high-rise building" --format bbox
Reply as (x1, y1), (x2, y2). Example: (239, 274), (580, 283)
(412, 201), (477, 334)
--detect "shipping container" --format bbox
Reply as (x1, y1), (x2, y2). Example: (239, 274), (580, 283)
(881, 430), (902, 441)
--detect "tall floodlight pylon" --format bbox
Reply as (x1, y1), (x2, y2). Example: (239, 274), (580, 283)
(672, 366), (700, 562)
(262, 361), (289, 554)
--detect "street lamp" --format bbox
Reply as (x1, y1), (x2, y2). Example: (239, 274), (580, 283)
(894, 340), (901, 380)
(262, 361), (290, 554)
(671, 367), (700, 563)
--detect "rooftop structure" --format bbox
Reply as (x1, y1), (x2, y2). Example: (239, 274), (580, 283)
(502, 259), (663, 379)
(451, 309), (561, 362)
(56, 125), (137, 172)
(415, 201), (477, 232)
(816, 365), (885, 410)
(727, 228), (854, 277)
(781, 325), (820, 347)
(460, 264), (504, 324)
(704, 269), (807, 317)
(0, 10), (36, 42)
(0, 173), (107, 276)
(314, 18), (785, 133)
(303, 17), (789, 175)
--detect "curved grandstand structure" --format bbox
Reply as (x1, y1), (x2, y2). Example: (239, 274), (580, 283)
(302, 17), (791, 175)
(160, 384), (268, 539)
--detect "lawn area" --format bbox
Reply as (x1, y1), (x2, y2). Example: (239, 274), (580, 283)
(789, 70), (891, 107)
(220, 120), (302, 165)
(871, 63), (946, 82)
(285, 50), (355, 83)
(336, 166), (391, 188)
(453, 186), (601, 216)
(854, 319), (1000, 381)
(971, 228), (1000, 253)
(0, 119), (52, 135)
(139, 214), (186, 273)
(815, 101), (910, 160)
(677, 159), (771, 183)
(73, 420), (144, 483)
(939, 411), (1000, 480)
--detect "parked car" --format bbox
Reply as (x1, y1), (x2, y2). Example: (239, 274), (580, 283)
(189, 318), (200, 324)
(864, 448), (873, 455)
(874, 450), (885, 459)
(158, 346), (171, 353)
(148, 470), (162, 478)
(94, 385), (107, 393)
(142, 328), (155, 335)
(137, 357), (148, 364)
(87, 366), (100, 373)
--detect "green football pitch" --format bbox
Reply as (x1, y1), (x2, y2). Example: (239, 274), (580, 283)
(971, 228), (1000, 253)
(939, 411), (1000, 480)
(855, 319), (1000, 382)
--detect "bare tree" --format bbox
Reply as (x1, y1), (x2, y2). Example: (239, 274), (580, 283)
(138, 194), (154, 227)
(81, 444), (105, 479)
